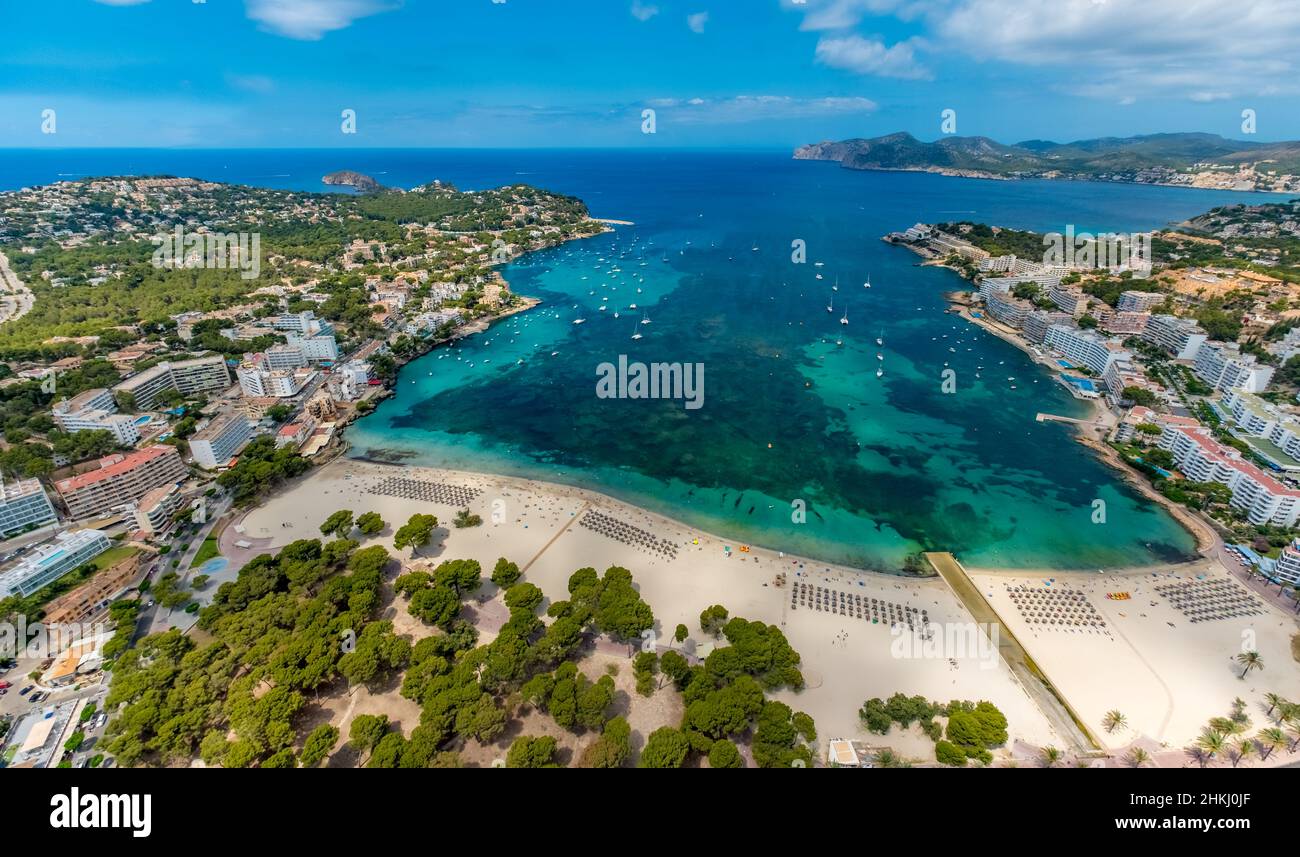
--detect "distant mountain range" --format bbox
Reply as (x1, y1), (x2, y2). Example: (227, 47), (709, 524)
(793, 132), (1300, 193)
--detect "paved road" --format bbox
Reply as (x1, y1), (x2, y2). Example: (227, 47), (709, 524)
(0, 249), (34, 325)
(141, 493), (233, 636)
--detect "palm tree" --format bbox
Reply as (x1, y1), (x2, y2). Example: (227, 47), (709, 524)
(1103, 710), (1128, 734)
(1197, 729), (1226, 764)
(1186, 746), (1212, 768)
(1041, 745), (1063, 768)
(1284, 718), (1300, 753)
(1256, 727), (1287, 762)
(1227, 738), (1255, 768)
(1126, 747), (1151, 768)
(1264, 693), (1288, 718)
(1236, 650), (1264, 678)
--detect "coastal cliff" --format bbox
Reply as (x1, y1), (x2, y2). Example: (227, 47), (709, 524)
(795, 131), (1300, 193)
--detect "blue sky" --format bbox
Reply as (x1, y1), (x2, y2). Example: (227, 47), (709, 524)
(4, 0), (1299, 147)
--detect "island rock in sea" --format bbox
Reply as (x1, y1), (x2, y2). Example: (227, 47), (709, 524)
(322, 170), (383, 192)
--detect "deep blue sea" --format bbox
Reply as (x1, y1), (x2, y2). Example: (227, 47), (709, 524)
(0, 149), (1274, 570)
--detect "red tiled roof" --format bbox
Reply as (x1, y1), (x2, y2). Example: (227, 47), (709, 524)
(54, 445), (179, 493)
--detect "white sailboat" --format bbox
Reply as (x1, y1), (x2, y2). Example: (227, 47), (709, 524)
(875, 329), (884, 347)
(827, 293), (834, 313)
(876, 365), (884, 378)
(840, 304), (848, 325)
(863, 273), (872, 289)
(641, 311), (651, 326)
(631, 323), (643, 341)
(572, 306), (586, 325)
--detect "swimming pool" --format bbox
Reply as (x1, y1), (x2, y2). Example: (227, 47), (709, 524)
(133, 415), (152, 426)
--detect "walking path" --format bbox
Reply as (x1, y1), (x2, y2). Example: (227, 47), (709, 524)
(925, 551), (1100, 755)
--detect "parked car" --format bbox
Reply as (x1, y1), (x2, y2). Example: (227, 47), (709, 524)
(18, 685), (33, 696)
(0, 680), (11, 689)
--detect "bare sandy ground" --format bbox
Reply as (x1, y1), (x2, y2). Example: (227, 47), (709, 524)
(241, 457), (1063, 763)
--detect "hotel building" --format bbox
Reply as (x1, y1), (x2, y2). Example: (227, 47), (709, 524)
(1272, 542), (1300, 587)
(133, 484), (185, 535)
(189, 412), (253, 469)
(984, 292), (1032, 329)
(1022, 310), (1074, 345)
(1193, 342), (1274, 393)
(51, 387), (140, 446)
(265, 345), (308, 371)
(1044, 324), (1131, 376)
(1220, 388), (1300, 472)
(1158, 425), (1300, 526)
(1095, 310), (1150, 336)
(0, 478), (58, 538)
(285, 330), (339, 362)
(0, 529), (112, 598)
(54, 445), (187, 520)
(113, 355), (231, 410)
(1141, 315), (1207, 360)
(1047, 283), (1088, 317)
(1117, 291), (1166, 313)
(236, 354), (316, 399)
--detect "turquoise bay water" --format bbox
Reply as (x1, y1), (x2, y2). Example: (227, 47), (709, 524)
(334, 152), (1262, 572)
(3, 149), (1269, 571)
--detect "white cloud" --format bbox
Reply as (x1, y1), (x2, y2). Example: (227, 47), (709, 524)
(934, 0), (1300, 99)
(786, 0), (1300, 100)
(244, 0), (398, 41)
(653, 94), (878, 123)
(687, 11), (709, 33)
(631, 1), (659, 22)
(815, 35), (931, 80)
(785, 0), (926, 32)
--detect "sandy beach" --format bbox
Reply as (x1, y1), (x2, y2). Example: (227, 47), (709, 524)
(226, 453), (1300, 765)
(234, 457), (1066, 761)
(970, 565), (1300, 758)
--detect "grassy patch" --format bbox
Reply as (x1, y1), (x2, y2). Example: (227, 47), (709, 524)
(189, 537), (220, 569)
(91, 545), (138, 571)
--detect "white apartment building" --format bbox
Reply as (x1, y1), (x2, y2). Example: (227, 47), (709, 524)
(1220, 388), (1300, 471)
(265, 345), (308, 371)
(51, 387), (141, 445)
(1044, 324), (1131, 376)
(1193, 342), (1274, 393)
(189, 412), (254, 469)
(133, 484), (184, 535)
(0, 529), (111, 598)
(984, 292), (1032, 329)
(1117, 291), (1165, 313)
(1095, 310), (1150, 336)
(1102, 358), (1160, 406)
(285, 331), (339, 362)
(236, 354), (316, 398)
(1022, 310), (1074, 345)
(267, 311), (333, 335)
(1272, 541), (1300, 587)
(1141, 314), (1207, 360)
(1047, 283), (1088, 317)
(0, 478), (58, 538)
(113, 355), (231, 410)
(1158, 425), (1300, 526)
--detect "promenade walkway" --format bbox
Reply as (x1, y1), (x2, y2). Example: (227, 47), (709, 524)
(925, 551), (1100, 756)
